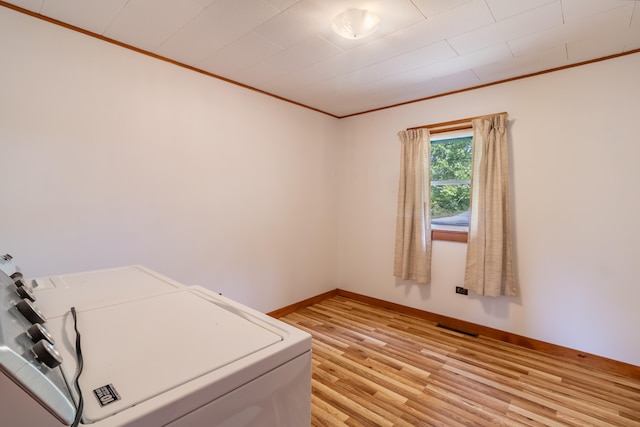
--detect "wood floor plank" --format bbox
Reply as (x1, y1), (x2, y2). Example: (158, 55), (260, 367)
(280, 295), (640, 426)
(311, 394), (350, 426)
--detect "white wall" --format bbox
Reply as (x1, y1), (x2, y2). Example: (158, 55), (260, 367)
(0, 7), (340, 313)
(335, 52), (640, 366)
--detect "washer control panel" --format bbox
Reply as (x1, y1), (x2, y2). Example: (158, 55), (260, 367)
(0, 254), (76, 424)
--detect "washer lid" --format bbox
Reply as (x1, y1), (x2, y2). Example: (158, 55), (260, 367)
(32, 266), (185, 318)
(49, 288), (283, 423)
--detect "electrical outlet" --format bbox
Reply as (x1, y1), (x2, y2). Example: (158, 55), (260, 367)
(455, 286), (468, 295)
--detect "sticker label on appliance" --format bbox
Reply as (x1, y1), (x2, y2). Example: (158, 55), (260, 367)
(93, 384), (120, 406)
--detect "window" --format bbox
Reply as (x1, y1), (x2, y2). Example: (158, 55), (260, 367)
(430, 130), (472, 242)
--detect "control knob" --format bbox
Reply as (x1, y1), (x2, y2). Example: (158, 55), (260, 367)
(15, 299), (46, 324)
(11, 272), (26, 288)
(27, 323), (55, 345)
(31, 340), (63, 369)
(15, 285), (36, 302)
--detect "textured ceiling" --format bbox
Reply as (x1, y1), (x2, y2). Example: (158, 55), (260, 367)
(2, 0), (639, 117)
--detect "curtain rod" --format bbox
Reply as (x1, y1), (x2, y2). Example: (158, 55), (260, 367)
(407, 112), (508, 133)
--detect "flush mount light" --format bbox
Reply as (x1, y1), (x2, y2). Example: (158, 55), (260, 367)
(331, 9), (380, 40)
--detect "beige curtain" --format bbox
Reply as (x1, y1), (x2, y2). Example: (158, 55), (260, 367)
(464, 114), (516, 296)
(393, 129), (431, 284)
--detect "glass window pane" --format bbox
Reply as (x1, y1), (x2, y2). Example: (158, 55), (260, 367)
(430, 136), (472, 229)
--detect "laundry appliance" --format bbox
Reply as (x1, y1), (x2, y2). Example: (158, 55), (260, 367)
(0, 254), (311, 426)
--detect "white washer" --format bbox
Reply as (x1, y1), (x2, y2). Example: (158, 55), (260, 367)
(0, 258), (311, 426)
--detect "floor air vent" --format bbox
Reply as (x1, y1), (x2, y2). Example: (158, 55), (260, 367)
(436, 323), (478, 337)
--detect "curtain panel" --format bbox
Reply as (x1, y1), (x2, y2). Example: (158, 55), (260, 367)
(393, 129), (432, 284)
(464, 114), (517, 296)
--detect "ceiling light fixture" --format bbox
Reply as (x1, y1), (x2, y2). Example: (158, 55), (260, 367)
(331, 9), (380, 40)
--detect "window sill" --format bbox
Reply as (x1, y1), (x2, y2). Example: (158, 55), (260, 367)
(432, 229), (468, 243)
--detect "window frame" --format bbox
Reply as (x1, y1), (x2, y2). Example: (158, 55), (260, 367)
(408, 112), (507, 243)
(429, 129), (473, 243)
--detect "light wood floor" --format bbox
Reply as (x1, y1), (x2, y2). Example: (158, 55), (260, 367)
(280, 296), (640, 427)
